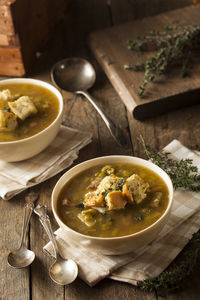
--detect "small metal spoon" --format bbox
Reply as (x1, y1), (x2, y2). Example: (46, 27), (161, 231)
(34, 205), (78, 285)
(51, 57), (127, 147)
(7, 192), (39, 268)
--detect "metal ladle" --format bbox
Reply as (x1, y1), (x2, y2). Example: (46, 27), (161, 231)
(34, 205), (78, 285)
(51, 57), (127, 147)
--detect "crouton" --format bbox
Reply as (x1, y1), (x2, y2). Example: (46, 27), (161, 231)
(83, 191), (105, 207)
(84, 176), (119, 208)
(105, 191), (127, 210)
(123, 174), (149, 204)
(0, 89), (13, 108)
(97, 175), (118, 191)
(0, 109), (18, 132)
(84, 175), (127, 209)
(8, 96), (37, 120)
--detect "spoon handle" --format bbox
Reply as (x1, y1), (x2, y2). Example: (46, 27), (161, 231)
(34, 205), (59, 259)
(19, 202), (34, 248)
(76, 90), (127, 147)
(20, 192), (38, 248)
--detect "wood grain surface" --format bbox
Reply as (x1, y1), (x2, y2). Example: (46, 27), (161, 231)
(1, 1), (200, 300)
(89, 4), (200, 119)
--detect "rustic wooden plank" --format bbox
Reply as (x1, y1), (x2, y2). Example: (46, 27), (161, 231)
(164, 268), (200, 299)
(109, 0), (195, 24)
(128, 102), (200, 155)
(0, 47), (25, 75)
(0, 4), (15, 35)
(89, 4), (200, 120)
(66, 277), (156, 300)
(0, 34), (9, 45)
(0, 33), (19, 46)
(0, 192), (30, 300)
(0, 0), (15, 4)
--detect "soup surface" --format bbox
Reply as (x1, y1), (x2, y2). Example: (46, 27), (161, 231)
(0, 83), (59, 142)
(57, 163), (169, 238)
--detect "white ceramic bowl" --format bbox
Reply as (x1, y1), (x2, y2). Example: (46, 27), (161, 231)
(52, 156), (174, 255)
(0, 78), (63, 162)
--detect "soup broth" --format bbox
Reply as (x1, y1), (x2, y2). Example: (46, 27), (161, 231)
(0, 83), (59, 142)
(57, 163), (169, 238)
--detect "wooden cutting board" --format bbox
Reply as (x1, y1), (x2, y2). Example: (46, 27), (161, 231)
(89, 4), (200, 120)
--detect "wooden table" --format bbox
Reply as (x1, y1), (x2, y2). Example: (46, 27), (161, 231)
(1, 1), (200, 299)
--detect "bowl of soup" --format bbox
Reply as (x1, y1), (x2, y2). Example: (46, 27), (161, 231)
(0, 78), (63, 162)
(52, 156), (173, 255)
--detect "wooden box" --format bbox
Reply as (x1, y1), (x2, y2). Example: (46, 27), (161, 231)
(0, 0), (70, 76)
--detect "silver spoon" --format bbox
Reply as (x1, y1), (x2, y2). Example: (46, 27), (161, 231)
(7, 192), (39, 268)
(34, 205), (78, 285)
(51, 57), (127, 147)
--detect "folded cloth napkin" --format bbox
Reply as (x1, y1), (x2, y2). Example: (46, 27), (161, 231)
(0, 125), (92, 200)
(44, 140), (200, 287)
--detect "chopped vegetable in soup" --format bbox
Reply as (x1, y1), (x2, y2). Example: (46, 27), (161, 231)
(0, 83), (59, 142)
(57, 163), (169, 238)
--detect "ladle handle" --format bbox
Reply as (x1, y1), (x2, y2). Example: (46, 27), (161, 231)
(76, 90), (127, 147)
(34, 205), (59, 259)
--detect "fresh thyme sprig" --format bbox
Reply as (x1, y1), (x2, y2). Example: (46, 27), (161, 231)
(139, 229), (200, 294)
(141, 139), (200, 191)
(137, 138), (200, 294)
(124, 25), (200, 96)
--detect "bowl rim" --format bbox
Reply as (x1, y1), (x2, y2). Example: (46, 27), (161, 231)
(52, 155), (174, 241)
(0, 78), (63, 144)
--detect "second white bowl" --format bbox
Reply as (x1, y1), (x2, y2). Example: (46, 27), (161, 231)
(52, 156), (174, 255)
(0, 78), (63, 162)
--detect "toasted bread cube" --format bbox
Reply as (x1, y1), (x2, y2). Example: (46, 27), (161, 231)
(0, 109), (18, 132)
(83, 191), (105, 207)
(8, 96), (37, 120)
(105, 191), (127, 210)
(0, 89), (13, 108)
(123, 174), (149, 204)
(96, 175), (119, 192)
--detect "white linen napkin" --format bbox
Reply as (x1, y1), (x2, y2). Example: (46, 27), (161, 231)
(0, 125), (92, 200)
(44, 140), (200, 287)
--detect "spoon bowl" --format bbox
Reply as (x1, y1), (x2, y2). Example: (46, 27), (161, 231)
(51, 57), (95, 92)
(51, 57), (127, 147)
(7, 246), (35, 269)
(49, 257), (78, 285)
(7, 192), (38, 268)
(34, 205), (78, 285)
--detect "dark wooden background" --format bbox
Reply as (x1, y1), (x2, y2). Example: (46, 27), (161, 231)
(1, 0), (200, 299)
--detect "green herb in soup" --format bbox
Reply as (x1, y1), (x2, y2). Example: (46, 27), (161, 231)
(57, 163), (169, 238)
(0, 83), (59, 142)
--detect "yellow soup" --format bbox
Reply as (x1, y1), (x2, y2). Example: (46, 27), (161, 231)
(57, 163), (169, 238)
(0, 83), (60, 142)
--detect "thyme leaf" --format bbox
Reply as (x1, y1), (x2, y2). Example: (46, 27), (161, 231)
(137, 138), (200, 294)
(125, 24), (200, 96)
(139, 229), (200, 295)
(141, 138), (200, 191)
(115, 178), (125, 191)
